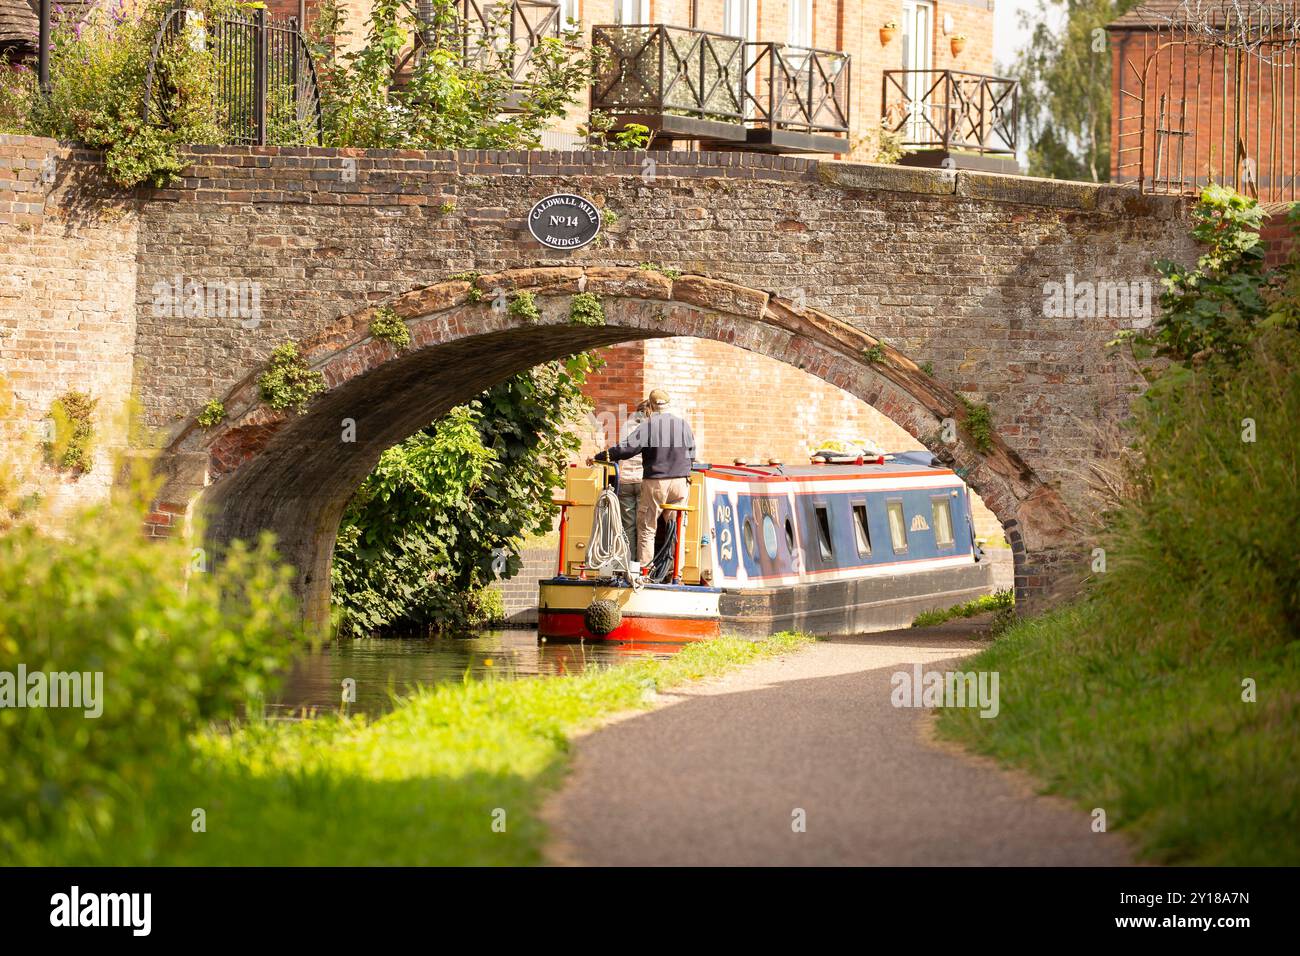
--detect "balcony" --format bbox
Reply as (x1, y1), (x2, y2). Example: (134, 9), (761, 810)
(882, 70), (1019, 172)
(590, 24), (851, 154)
(398, 0), (562, 109)
(589, 24), (748, 145)
(743, 42), (851, 154)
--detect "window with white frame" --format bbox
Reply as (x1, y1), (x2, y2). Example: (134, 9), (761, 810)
(789, 0), (813, 48)
(615, 0), (648, 24)
(725, 0), (757, 39)
(556, 0), (580, 32)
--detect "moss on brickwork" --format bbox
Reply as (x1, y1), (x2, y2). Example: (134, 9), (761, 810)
(369, 306), (411, 350)
(258, 343), (325, 413)
(196, 400), (225, 428)
(508, 291), (541, 323)
(45, 390), (96, 475)
(637, 262), (681, 280)
(959, 395), (995, 453)
(569, 292), (605, 326)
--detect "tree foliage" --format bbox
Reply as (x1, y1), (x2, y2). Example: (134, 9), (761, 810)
(313, 0), (591, 150)
(1012, 0), (1140, 182)
(331, 355), (599, 635)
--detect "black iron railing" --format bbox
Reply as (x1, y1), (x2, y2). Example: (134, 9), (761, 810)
(745, 42), (850, 134)
(590, 24), (746, 123)
(882, 69), (1017, 155)
(143, 5), (322, 146)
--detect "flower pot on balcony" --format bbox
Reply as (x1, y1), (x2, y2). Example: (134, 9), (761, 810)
(880, 25), (897, 46)
(950, 35), (967, 56)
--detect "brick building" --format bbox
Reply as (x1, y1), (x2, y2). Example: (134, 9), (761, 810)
(289, 0), (1011, 168)
(1109, 1), (1300, 203)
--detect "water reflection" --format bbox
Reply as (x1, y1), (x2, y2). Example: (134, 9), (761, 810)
(270, 629), (678, 718)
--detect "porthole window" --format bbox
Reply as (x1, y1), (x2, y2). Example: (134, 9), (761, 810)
(784, 517), (796, 553)
(762, 515), (779, 558)
(743, 517), (758, 560)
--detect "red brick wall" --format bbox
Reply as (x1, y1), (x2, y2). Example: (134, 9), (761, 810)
(1261, 207), (1295, 268)
(1111, 27), (1299, 199)
(0, 135), (139, 525)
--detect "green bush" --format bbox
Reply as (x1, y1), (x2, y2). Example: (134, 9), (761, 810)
(45, 390), (97, 474)
(258, 342), (326, 413)
(318, 0), (590, 150)
(332, 356), (598, 635)
(0, 468), (301, 863)
(0, 1), (231, 187)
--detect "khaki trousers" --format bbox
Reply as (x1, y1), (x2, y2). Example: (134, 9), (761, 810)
(637, 477), (688, 567)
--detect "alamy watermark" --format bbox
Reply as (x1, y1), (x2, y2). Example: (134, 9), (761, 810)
(0, 665), (103, 718)
(1043, 274), (1153, 327)
(890, 664), (999, 718)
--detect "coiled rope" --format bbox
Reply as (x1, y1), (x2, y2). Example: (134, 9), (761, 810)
(584, 485), (635, 578)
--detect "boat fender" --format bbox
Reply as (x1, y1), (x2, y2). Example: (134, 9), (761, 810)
(584, 599), (622, 636)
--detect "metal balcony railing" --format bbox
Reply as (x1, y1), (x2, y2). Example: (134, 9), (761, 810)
(399, 0), (561, 87)
(745, 43), (850, 135)
(882, 70), (1018, 155)
(143, 5), (323, 146)
(590, 24), (747, 125)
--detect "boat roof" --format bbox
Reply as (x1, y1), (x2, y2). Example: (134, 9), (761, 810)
(695, 451), (958, 483)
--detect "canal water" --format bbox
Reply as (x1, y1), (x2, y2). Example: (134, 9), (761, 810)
(269, 629), (677, 717)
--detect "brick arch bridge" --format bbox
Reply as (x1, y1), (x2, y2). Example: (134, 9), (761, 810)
(5, 141), (1190, 628)
(170, 265), (1068, 628)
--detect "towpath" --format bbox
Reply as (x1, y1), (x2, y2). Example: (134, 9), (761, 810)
(544, 620), (1131, 866)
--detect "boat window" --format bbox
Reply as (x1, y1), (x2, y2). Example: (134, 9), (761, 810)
(931, 496), (955, 549)
(814, 505), (833, 559)
(743, 517), (758, 561)
(762, 515), (779, 558)
(851, 503), (872, 556)
(887, 500), (908, 553)
(784, 517), (796, 553)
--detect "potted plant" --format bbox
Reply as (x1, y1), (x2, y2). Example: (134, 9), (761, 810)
(880, 21), (898, 45)
(950, 34), (967, 56)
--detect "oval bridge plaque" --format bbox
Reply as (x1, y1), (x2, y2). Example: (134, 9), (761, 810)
(527, 194), (602, 250)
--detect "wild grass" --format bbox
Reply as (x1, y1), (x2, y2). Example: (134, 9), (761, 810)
(911, 589), (1013, 628)
(38, 632), (810, 866)
(938, 331), (1300, 865)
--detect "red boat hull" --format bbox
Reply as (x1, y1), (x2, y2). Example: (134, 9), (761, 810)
(538, 609), (721, 644)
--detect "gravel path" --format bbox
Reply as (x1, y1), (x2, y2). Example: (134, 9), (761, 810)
(545, 622), (1132, 866)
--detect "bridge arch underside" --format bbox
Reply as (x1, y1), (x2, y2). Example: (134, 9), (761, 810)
(171, 269), (1076, 630)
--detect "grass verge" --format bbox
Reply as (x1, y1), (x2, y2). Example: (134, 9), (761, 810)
(911, 589), (1013, 628)
(936, 602), (1300, 865)
(48, 632), (811, 866)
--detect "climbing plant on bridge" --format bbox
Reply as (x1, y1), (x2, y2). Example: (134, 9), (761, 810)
(330, 353), (599, 635)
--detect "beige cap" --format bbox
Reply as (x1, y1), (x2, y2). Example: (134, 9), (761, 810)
(647, 389), (670, 409)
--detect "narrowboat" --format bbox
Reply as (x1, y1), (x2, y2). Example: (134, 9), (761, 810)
(537, 451), (995, 643)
